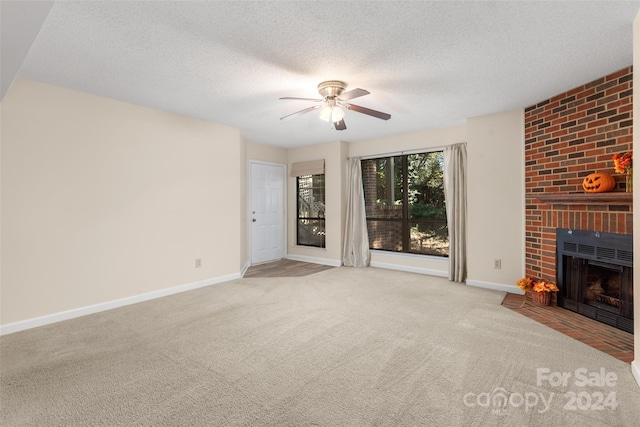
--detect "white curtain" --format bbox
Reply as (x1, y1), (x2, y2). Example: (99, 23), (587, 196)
(343, 157), (370, 267)
(443, 143), (467, 282)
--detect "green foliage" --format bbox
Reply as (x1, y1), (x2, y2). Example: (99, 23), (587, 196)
(407, 152), (445, 208)
(410, 204), (446, 220)
(369, 152), (445, 209)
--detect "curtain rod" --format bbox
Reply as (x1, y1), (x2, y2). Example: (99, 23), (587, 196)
(350, 145), (447, 160)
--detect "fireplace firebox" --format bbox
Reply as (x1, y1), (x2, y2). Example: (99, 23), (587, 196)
(556, 228), (634, 334)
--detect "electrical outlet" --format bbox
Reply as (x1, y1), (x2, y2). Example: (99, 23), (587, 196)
(494, 259), (502, 269)
(195, 258), (202, 268)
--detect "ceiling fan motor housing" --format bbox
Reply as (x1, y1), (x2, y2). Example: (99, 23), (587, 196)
(317, 80), (346, 99)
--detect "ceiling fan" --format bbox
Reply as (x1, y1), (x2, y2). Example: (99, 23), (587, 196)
(279, 80), (391, 131)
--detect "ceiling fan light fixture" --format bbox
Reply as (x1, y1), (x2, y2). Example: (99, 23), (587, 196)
(319, 105), (333, 121)
(331, 105), (345, 123)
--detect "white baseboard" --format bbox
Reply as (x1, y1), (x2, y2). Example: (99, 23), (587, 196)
(466, 279), (524, 295)
(632, 360), (640, 390)
(240, 260), (251, 277)
(285, 254), (342, 267)
(370, 261), (448, 278)
(0, 273), (241, 336)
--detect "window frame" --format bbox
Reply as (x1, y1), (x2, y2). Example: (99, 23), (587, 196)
(362, 151), (448, 257)
(296, 174), (326, 248)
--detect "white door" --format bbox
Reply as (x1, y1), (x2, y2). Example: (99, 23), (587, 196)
(250, 162), (286, 264)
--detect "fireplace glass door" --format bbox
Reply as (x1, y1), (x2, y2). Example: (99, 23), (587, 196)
(557, 229), (633, 334)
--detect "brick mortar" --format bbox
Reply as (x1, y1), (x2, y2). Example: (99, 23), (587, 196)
(524, 66), (633, 282)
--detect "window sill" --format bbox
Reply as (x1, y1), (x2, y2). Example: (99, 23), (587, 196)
(293, 245), (327, 251)
(370, 250), (448, 263)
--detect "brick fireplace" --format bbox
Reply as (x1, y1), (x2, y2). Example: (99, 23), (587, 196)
(524, 67), (633, 327)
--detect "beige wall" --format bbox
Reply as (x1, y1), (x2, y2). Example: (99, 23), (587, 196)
(466, 110), (525, 290)
(287, 141), (346, 264)
(246, 142), (287, 165)
(349, 125), (467, 158)
(1, 79), (246, 325)
(348, 125), (467, 274)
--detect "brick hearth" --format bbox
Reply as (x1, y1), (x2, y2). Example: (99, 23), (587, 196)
(502, 293), (633, 363)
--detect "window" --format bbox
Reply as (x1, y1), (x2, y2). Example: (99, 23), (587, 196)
(297, 174), (325, 248)
(361, 152), (448, 256)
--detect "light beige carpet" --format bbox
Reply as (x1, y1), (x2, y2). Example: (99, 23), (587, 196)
(1, 267), (639, 426)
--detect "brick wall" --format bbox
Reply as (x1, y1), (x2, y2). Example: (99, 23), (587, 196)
(525, 66), (633, 281)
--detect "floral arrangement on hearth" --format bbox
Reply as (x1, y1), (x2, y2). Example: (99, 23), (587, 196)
(516, 277), (535, 293)
(612, 151), (633, 192)
(533, 280), (559, 293)
(516, 276), (559, 307)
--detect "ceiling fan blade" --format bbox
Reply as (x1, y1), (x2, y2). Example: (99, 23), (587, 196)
(280, 105), (321, 121)
(279, 97), (323, 102)
(338, 88), (369, 101)
(344, 103), (391, 120)
(333, 119), (347, 130)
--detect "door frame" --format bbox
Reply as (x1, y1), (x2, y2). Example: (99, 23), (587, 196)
(248, 160), (287, 266)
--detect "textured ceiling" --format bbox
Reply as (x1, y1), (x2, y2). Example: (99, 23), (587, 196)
(11, 1), (640, 148)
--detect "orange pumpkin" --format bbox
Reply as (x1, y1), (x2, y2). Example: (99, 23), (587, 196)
(582, 173), (616, 193)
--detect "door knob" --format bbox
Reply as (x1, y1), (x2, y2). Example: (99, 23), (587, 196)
(252, 218), (256, 222)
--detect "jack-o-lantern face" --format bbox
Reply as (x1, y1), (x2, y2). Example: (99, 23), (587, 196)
(582, 173), (616, 193)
